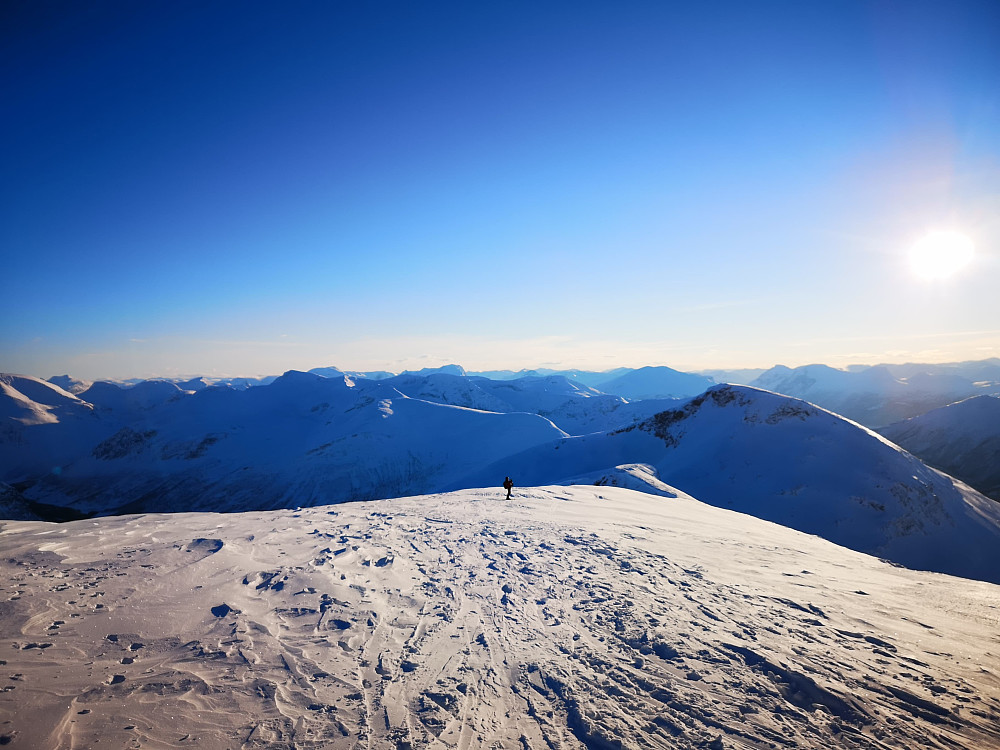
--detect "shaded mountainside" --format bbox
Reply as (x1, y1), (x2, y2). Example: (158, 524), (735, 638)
(1, 487), (998, 749)
(880, 395), (1000, 502)
(750, 363), (995, 428)
(1, 369), (680, 518)
(593, 365), (715, 400)
(2, 371), (567, 516)
(457, 385), (1000, 584)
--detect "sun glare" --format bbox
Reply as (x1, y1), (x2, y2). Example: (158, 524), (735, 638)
(908, 230), (975, 280)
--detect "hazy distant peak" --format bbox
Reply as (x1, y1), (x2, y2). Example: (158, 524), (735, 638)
(402, 364), (467, 377)
(47, 374), (92, 394)
(597, 365), (714, 400)
(307, 366), (344, 378)
(275, 369), (325, 383)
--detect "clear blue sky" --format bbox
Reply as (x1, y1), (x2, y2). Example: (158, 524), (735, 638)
(3, 1), (998, 379)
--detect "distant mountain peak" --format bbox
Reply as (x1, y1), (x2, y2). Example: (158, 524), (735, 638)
(403, 364), (467, 377)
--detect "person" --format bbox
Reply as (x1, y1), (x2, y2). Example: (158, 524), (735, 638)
(503, 476), (513, 500)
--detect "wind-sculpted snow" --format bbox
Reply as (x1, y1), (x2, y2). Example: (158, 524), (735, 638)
(459, 385), (1000, 584)
(1, 487), (998, 748)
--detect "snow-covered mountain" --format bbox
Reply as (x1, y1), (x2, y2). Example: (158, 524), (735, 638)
(0, 368), (684, 516)
(5, 370), (999, 584)
(750, 363), (991, 427)
(309, 366), (394, 380)
(2, 486), (998, 749)
(880, 357), (1000, 384)
(594, 365), (715, 400)
(696, 366), (767, 384)
(401, 363), (467, 377)
(2, 370), (567, 516)
(457, 384), (1000, 583)
(46, 374), (92, 394)
(0, 374), (107, 480)
(79, 379), (189, 415)
(382, 373), (682, 435)
(880, 395), (1000, 502)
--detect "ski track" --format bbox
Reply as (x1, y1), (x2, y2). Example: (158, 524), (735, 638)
(0, 486), (999, 749)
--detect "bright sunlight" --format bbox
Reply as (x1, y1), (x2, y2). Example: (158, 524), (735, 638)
(908, 230), (975, 280)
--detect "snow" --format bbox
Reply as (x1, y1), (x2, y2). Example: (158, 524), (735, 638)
(880, 395), (1000, 501)
(80, 379), (188, 415)
(4, 371), (1000, 584)
(750, 363), (991, 428)
(402, 364), (468, 377)
(0, 485), (998, 748)
(456, 385), (1000, 584)
(46, 374), (93, 394)
(596, 365), (715, 400)
(1, 373), (83, 411)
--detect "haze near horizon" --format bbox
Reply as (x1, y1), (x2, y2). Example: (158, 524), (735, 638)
(3, 1), (998, 381)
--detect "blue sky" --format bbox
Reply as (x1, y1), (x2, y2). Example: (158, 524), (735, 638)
(3, 1), (999, 379)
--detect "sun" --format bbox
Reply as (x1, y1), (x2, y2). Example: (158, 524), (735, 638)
(908, 230), (975, 280)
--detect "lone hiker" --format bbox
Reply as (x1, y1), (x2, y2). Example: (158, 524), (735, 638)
(503, 476), (513, 500)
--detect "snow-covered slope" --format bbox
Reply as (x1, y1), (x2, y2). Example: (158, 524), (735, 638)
(882, 357), (1000, 384)
(6, 371), (1000, 583)
(597, 365), (715, 400)
(7, 371), (568, 516)
(751, 363), (987, 428)
(1, 486), (998, 749)
(0, 375), (110, 482)
(880, 395), (1000, 502)
(79, 379), (189, 415)
(457, 384), (1000, 583)
(402, 363), (467, 377)
(46, 374), (92, 394)
(696, 367), (768, 384)
(384, 373), (682, 435)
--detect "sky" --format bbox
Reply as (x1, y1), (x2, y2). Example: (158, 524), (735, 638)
(2, 1), (999, 380)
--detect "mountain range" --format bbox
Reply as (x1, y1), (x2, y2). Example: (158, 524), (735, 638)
(880, 394), (1000, 502)
(3, 364), (999, 584)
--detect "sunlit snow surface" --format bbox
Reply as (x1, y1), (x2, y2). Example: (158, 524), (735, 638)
(1, 486), (998, 748)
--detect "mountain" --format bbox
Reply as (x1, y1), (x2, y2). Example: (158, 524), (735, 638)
(465, 368), (543, 380)
(696, 367), (767, 384)
(880, 395), (1000, 502)
(880, 357), (1000, 384)
(456, 384), (1000, 583)
(750, 363), (988, 427)
(369, 372), (682, 436)
(168, 376), (206, 390)
(2, 486), (998, 749)
(46, 374), (92, 394)
(0, 374), (110, 482)
(2, 371), (567, 516)
(402, 364), (467, 377)
(597, 365), (715, 400)
(310, 366), (395, 380)
(5, 371), (999, 583)
(79, 379), (188, 415)
(468, 368), (637, 387)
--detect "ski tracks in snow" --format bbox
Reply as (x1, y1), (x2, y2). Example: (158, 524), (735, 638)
(0, 487), (998, 749)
